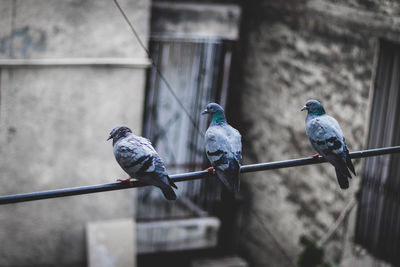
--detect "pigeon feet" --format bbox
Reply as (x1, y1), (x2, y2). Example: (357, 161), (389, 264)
(117, 178), (133, 183)
(205, 166), (216, 174)
(311, 153), (321, 159)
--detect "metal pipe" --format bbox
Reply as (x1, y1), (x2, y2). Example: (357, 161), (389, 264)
(0, 58), (152, 68)
(1, 146), (400, 205)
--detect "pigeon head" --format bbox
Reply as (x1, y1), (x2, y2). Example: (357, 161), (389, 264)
(107, 126), (132, 142)
(301, 99), (326, 116)
(201, 103), (226, 124)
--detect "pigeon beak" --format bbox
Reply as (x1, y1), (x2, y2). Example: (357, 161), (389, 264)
(201, 109), (209, 115)
(107, 135), (112, 141)
(301, 106), (307, 111)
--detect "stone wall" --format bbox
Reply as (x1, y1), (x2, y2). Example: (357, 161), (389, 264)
(0, 0), (150, 266)
(235, 1), (400, 266)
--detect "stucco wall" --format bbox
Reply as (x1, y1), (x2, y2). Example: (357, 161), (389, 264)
(236, 1), (400, 266)
(0, 0), (150, 266)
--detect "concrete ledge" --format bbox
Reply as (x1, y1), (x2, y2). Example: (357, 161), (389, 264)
(191, 256), (248, 267)
(87, 219), (136, 267)
(137, 217), (221, 254)
(151, 2), (241, 40)
(0, 58), (151, 68)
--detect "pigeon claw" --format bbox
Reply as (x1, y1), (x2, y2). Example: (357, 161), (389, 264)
(311, 153), (321, 160)
(205, 167), (216, 174)
(117, 178), (133, 183)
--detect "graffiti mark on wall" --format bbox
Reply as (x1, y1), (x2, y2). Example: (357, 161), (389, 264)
(0, 26), (46, 58)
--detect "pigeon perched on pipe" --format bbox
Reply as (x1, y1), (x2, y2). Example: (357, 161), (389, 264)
(301, 100), (356, 189)
(107, 126), (177, 200)
(202, 103), (242, 193)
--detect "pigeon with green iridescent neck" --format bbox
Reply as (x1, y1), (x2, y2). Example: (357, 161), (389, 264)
(107, 126), (178, 200)
(201, 103), (242, 193)
(301, 100), (356, 189)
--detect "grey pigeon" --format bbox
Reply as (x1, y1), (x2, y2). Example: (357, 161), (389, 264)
(201, 103), (242, 193)
(107, 126), (178, 200)
(301, 100), (356, 189)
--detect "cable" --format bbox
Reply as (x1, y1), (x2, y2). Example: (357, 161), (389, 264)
(0, 146), (399, 205)
(317, 197), (357, 247)
(250, 208), (297, 267)
(112, 0), (204, 138)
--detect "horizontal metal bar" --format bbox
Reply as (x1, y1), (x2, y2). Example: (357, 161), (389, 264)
(150, 34), (224, 43)
(0, 146), (399, 205)
(0, 58), (152, 68)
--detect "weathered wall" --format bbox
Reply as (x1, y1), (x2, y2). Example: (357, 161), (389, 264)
(236, 0), (400, 266)
(0, 0), (150, 266)
(151, 2), (241, 39)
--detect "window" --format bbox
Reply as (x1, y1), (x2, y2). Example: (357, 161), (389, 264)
(135, 3), (241, 254)
(137, 36), (234, 220)
(355, 39), (400, 266)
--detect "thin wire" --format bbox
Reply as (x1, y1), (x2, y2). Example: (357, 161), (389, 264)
(112, 0), (204, 138)
(317, 197), (357, 247)
(0, 145), (399, 205)
(250, 209), (297, 267)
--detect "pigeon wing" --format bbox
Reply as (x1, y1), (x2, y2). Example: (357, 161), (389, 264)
(306, 115), (346, 164)
(114, 135), (157, 176)
(205, 125), (241, 192)
(306, 115), (354, 188)
(227, 125), (242, 165)
(115, 135), (177, 189)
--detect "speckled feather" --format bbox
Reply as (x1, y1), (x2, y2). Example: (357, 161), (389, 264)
(203, 103), (242, 193)
(109, 126), (177, 200)
(303, 100), (356, 189)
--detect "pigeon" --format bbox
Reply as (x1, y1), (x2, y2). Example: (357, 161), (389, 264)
(107, 126), (178, 200)
(301, 100), (356, 189)
(201, 103), (242, 193)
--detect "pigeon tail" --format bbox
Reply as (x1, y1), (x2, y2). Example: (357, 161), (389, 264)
(335, 168), (350, 189)
(342, 143), (356, 176)
(215, 161), (240, 193)
(232, 174), (240, 193)
(167, 176), (178, 189)
(157, 175), (177, 200)
(142, 174), (177, 200)
(159, 185), (177, 200)
(215, 169), (239, 193)
(346, 154), (356, 176)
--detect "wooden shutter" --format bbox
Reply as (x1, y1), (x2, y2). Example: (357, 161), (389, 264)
(355, 40), (400, 266)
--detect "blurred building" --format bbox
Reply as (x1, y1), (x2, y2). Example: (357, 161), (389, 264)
(0, 0), (149, 266)
(236, 1), (400, 267)
(1, 0), (400, 267)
